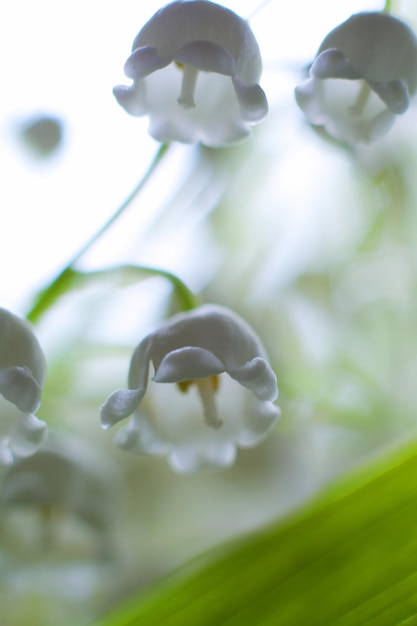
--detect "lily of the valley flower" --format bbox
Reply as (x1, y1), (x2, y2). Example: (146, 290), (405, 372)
(0, 307), (48, 464)
(101, 304), (279, 473)
(1, 433), (122, 559)
(295, 12), (417, 144)
(113, 0), (268, 147)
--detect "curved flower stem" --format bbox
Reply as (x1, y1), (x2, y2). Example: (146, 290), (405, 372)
(76, 264), (200, 312)
(137, 266), (200, 311)
(246, 0), (274, 21)
(383, 0), (394, 13)
(27, 143), (170, 324)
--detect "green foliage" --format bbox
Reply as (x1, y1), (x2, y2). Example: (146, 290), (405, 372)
(97, 439), (417, 626)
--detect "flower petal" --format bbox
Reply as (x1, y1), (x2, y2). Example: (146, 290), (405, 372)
(360, 109), (396, 142)
(124, 46), (170, 80)
(128, 336), (152, 389)
(367, 78), (409, 114)
(0, 308), (46, 388)
(0, 366), (42, 413)
(113, 84), (147, 117)
(100, 388), (145, 429)
(228, 357), (278, 402)
(168, 440), (236, 473)
(114, 413), (169, 456)
(0, 438), (14, 465)
(9, 412), (48, 459)
(154, 346), (225, 383)
(175, 41), (236, 76)
(294, 78), (327, 124)
(310, 49), (361, 80)
(232, 78), (268, 122)
(238, 398), (280, 447)
(143, 68), (250, 145)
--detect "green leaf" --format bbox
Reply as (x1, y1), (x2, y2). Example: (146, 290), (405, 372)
(96, 440), (417, 626)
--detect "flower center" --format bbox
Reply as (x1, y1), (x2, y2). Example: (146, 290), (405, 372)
(177, 64), (199, 109)
(177, 375), (222, 429)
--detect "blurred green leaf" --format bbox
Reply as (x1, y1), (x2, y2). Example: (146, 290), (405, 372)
(96, 439), (417, 626)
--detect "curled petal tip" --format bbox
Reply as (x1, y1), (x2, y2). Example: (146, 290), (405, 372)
(100, 388), (145, 429)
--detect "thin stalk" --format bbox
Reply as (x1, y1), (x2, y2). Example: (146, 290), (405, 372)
(247, 0), (274, 21)
(383, 0), (393, 13)
(27, 143), (170, 324)
(77, 265), (200, 312)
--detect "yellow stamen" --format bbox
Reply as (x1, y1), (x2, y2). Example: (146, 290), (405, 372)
(176, 376), (221, 428)
(178, 379), (193, 393)
(177, 376), (219, 393)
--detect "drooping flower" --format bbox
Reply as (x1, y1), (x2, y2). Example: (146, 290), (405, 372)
(113, 0), (268, 147)
(101, 304), (279, 473)
(295, 12), (417, 144)
(0, 433), (122, 560)
(0, 307), (48, 464)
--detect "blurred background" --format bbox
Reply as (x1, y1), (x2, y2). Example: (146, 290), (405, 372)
(1, 1), (417, 624)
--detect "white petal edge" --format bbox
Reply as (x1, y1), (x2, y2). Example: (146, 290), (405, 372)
(154, 347), (225, 383)
(175, 40), (236, 76)
(113, 83), (147, 117)
(168, 441), (236, 474)
(9, 413), (48, 459)
(114, 413), (169, 456)
(310, 49), (361, 80)
(295, 78), (328, 124)
(228, 356), (278, 402)
(0, 366), (42, 413)
(100, 388), (145, 429)
(124, 46), (171, 80)
(368, 78), (409, 114)
(0, 437), (14, 465)
(238, 399), (280, 447)
(232, 78), (268, 122)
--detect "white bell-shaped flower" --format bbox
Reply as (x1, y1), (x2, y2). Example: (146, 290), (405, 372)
(0, 307), (48, 464)
(101, 304), (279, 473)
(295, 12), (417, 143)
(113, 0), (268, 147)
(1, 433), (122, 559)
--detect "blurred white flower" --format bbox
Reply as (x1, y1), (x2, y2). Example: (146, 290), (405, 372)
(0, 307), (48, 464)
(295, 12), (417, 143)
(101, 304), (279, 473)
(0, 433), (122, 560)
(113, 0), (268, 147)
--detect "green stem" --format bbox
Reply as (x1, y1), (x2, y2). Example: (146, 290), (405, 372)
(26, 143), (170, 324)
(138, 266), (200, 312)
(78, 265), (200, 312)
(383, 0), (393, 13)
(246, 0), (274, 21)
